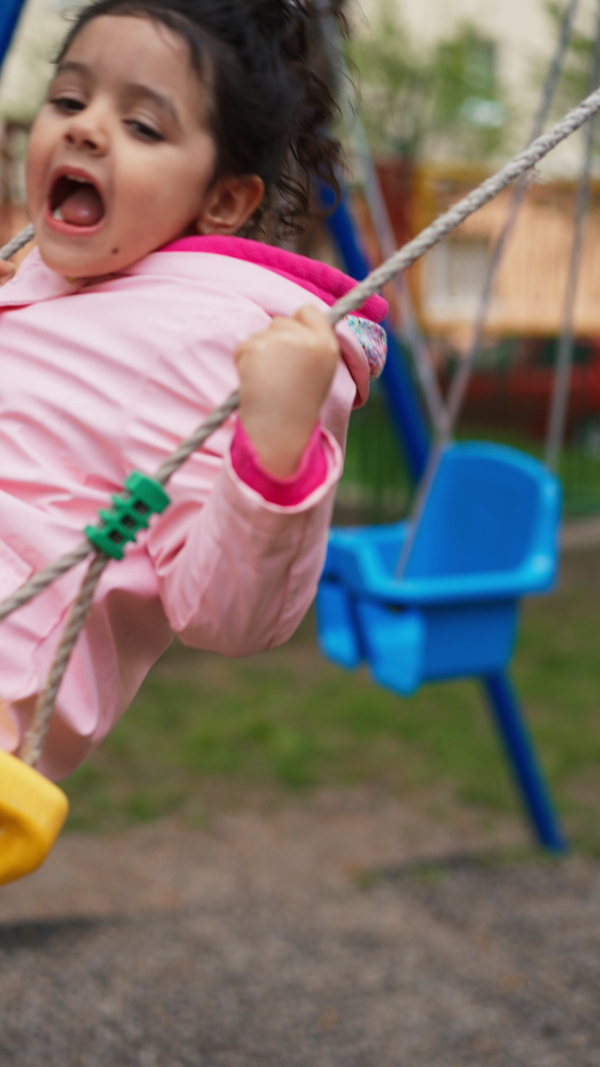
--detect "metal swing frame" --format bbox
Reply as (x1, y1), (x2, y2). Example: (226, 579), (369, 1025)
(322, 195), (567, 853)
(316, 0), (599, 854)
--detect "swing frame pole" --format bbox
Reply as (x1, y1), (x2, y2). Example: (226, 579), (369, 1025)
(483, 674), (568, 853)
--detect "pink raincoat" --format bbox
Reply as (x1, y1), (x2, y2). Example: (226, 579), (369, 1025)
(0, 236), (386, 780)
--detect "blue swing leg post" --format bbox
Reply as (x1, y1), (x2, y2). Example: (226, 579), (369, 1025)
(0, 0), (28, 70)
(482, 672), (568, 853)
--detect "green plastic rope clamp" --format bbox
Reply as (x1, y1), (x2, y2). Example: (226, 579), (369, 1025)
(85, 472), (170, 561)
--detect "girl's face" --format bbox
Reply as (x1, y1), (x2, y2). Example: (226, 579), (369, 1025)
(26, 15), (225, 278)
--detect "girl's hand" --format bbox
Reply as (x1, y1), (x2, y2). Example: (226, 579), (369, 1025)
(235, 305), (340, 478)
(0, 261), (16, 286)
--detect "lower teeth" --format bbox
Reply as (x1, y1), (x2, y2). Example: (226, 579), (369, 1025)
(53, 207), (64, 221)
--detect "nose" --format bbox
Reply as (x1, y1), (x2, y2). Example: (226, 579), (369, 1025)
(63, 105), (110, 156)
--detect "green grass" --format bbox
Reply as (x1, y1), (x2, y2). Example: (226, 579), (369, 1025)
(62, 551), (600, 852)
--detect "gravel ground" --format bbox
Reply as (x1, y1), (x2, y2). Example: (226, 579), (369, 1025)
(1, 791), (600, 1066)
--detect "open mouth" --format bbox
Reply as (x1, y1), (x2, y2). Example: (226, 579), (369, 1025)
(49, 174), (105, 229)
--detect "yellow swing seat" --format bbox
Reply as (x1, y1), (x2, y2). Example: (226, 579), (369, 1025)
(0, 750), (69, 886)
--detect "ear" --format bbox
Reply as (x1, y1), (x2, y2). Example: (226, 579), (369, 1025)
(196, 174), (265, 236)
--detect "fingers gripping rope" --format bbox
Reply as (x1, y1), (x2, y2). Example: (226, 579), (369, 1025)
(3, 83), (600, 768)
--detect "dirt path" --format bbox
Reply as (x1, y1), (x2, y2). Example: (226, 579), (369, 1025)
(1, 790), (599, 1066)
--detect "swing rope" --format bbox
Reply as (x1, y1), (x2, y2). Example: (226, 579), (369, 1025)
(317, 0), (447, 432)
(546, 0), (600, 470)
(0, 222), (34, 260)
(444, 0), (583, 442)
(17, 387), (240, 768)
(395, 0), (583, 576)
(3, 78), (600, 768)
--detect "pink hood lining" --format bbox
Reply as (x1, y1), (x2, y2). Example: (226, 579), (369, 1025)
(161, 236), (388, 325)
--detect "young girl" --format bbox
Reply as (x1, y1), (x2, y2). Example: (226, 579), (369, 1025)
(0, 0), (386, 782)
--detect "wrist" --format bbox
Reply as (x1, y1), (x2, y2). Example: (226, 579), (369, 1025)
(231, 419), (328, 505)
(238, 411), (318, 478)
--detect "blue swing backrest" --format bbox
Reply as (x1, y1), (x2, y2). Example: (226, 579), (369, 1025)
(403, 443), (560, 583)
(317, 441), (561, 688)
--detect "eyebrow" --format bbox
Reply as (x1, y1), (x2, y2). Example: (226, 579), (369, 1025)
(55, 61), (181, 126)
(123, 82), (181, 127)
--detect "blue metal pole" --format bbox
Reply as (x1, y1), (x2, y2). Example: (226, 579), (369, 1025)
(0, 0), (28, 71)
(483, 672), (568, 853)
(320, 183), (430, 483)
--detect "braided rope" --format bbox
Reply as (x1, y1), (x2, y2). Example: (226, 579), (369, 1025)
(0, 393), (242, 630)
(0, 223), (35, 262)
(394, 0), (582, 577)
(318, 0), (446, 431)
(327, 84), (600, 323)
(154, 390), (240, 485)
(4, 81), (600, 766)
(18, 393), (242, 765)
(546, 0), (600, 469)
(531, 0), (582, 136)
(0, 542), (91, 623)
(20, 554), (110, 767)
(444, 0), (582, 439)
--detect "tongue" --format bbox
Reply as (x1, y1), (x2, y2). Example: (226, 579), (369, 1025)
(60, 185), (103, 227)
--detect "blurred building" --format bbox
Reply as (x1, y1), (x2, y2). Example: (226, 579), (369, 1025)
(403, 165), (600, 342)
(348, 1), (600, 337)
(352, 0), (597, 175)
(357, 0), (556, 119)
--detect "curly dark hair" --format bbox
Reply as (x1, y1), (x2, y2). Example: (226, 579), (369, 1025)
(56, 0), (348, 238)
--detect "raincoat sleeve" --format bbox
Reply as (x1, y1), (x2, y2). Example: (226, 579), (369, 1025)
(123, 309), (361, 656)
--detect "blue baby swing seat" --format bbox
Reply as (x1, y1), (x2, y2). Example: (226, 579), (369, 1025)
(317, 441), (562, 695)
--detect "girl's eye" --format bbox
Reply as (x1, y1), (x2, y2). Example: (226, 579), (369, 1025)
(50, 96), (85, 114)
(127, 120), (163, 142)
